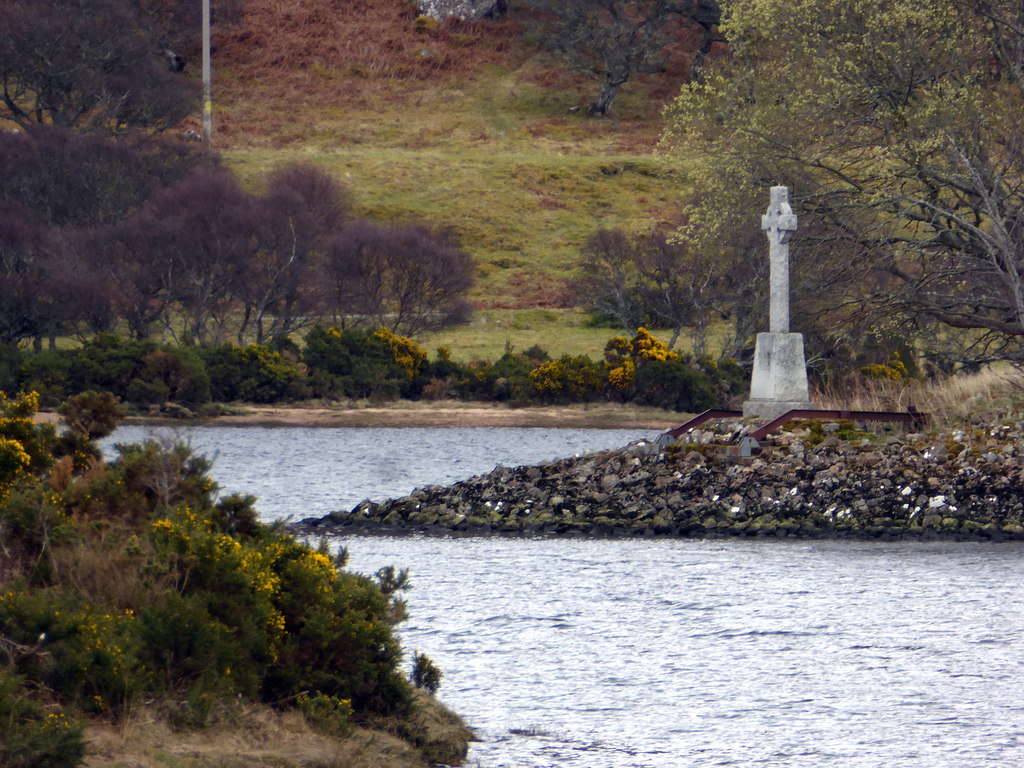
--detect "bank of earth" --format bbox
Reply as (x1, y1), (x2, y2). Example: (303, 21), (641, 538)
(301, 420), (1024, 541)
(108, 401), (684, 429)
(82, 690), (471, 768)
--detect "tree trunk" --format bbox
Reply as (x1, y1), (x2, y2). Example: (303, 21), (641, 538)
(689, 25), (717, 83)
(691, 319), (708, 358)
(589, 78), (625, 116)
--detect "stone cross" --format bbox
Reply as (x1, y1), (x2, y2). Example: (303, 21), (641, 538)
(761, 185), (798, 334)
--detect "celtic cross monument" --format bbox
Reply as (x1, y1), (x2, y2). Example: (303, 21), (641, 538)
(743, 185), (813, 419)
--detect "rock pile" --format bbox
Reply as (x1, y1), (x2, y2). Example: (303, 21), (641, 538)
(300, 421), (1024, 541)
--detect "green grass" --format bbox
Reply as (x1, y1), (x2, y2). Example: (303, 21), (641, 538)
(418, 309), (732, 363)
(225, 147), (686, 305)
(220, 49), (693, 308)
(211, 14), (711, 359)
(419, 308), (617, 361)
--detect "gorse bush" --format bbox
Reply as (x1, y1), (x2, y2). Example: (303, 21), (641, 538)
(530, 355), (605, 403)
(0, 390), (419, 766)
(302, 326), (410, 401)
(198, 343), (305, 403)
(1, 325), (746, 412)
(411, 652), (443, 694)
(0, 671), (86, 768)
(12, 335), (212, 409)
(456, 347), (537, 402)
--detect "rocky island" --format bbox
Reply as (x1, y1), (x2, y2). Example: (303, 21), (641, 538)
(301, 419), (1024, 542)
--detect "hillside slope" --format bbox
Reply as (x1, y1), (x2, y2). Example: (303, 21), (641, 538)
(210, 0), (705, 309)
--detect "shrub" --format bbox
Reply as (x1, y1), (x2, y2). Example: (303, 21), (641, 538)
(296, 692), (354, 737)
(58, 391), (122, 440)
(0, 672), (85, 768)
(608, 358), (636, 393)
(695, 356), (747, 405)
(17, 350), (75, 407)
(2, 416), (417, 727)
(630, 327), (679, 363)
(0, 590), (144, 716)
(530, 354), (605, 403)
(0, 392), (54, 480)
(0, 486), (74, 582)
(411, 652), (442, 694)
(457, 349), (538, 402)
(302, 327), (406, 401)
(70, 334), (152, 398)
(126, 377), (169, 406)
(0, 345), (24, 394)
(632, 359), (716, 412)
(373, 328), (428, 381)
(137, 347), (211, 404)
(414, 15), (438, 34)
(199, 344), (304, 403)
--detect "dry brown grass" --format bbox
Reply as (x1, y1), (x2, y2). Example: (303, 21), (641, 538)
(812, 367), (1024, 430)
(207, 0), (705, 151)
(83, 704), (432, 768)
(210, 0), (529, 147)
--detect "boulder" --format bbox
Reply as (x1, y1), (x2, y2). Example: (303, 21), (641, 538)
(417, 0), (508, 21)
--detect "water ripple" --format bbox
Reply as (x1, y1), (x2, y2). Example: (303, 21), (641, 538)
(346, 536), (1024, 768)
(101, 426), (1024, 768)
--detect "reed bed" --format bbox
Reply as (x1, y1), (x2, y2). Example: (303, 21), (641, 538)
(812, 368), (1024, 431)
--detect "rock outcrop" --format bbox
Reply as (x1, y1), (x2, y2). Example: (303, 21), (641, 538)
(299, 421), (1024, 541)
(416, 0), (508, 21)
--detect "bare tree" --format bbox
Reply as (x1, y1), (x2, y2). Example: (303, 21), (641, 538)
(576, 228), (724, 354)
(0, 203), (50, 346)
(325, 221), (473, 337)
(0, 126), (210, 227)
(236, 164), (352, 344)
(524, 0), (719, 115)
(0, 0), (199, 131)
(124, 168), (257, 344)
(84, 219), (173, 341)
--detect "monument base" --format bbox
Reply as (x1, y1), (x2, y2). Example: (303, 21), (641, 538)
(742, 398), (814, 420)
(743, 332), (812, 420)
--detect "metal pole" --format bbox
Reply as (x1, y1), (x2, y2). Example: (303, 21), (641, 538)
(202, 0), (212, 149)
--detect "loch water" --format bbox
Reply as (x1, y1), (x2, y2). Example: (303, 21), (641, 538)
(103, 426), (1024, 768)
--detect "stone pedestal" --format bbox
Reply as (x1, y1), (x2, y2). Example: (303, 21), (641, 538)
(743, 332), (812, 420)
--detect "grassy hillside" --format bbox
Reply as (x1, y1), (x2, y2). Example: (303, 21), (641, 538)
(210, 0), (703, 317)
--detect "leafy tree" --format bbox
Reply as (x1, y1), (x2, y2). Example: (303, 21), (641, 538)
(324, 221), (473, 337)
(0, 0), (199, 131)
(662, 0), (1024, 366)
(524, 0), (720, 116)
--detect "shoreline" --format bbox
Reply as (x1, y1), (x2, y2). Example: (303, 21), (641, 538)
(113, 401), (688, 430)
(300, 422), (1024, 543)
